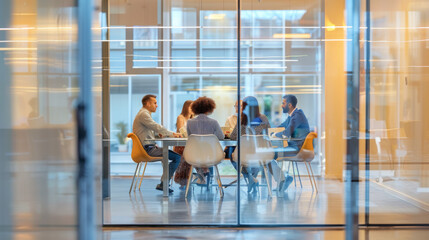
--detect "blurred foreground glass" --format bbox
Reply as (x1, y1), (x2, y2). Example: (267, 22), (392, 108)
(0, 0), (102, 239)
(361, 0), (429, 224)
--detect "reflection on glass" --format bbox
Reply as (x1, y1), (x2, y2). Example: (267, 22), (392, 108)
(362, 0), (429, 225)
(239, 0), (325, 225)
(0, 0), (102, 237)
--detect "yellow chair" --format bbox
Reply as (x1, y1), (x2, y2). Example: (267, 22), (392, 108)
(277, 132), (318, 193)
(127, 133), (162, 194)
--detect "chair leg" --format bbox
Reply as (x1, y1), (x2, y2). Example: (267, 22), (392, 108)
(262, 163), (272, 198)
(295, 162), (303, 188)
(304, 162), (315, 192)
(138, 162), (148, 190)
(129, 162), (140, 194)
(291, 161), (297, 187)
(308, 163), (318, 193)
(224, 178), (237, 188)
(185, 166), (194, 199)
(277, 161), (284, 196)
(206, 172), (210, 190)
(214, 165), (224, 198)
(134, 161), (143, 191)
(287, 161), (291, 174)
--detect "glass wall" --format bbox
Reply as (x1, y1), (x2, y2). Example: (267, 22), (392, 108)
(361, 0), (429, 225)
(239, 0), (325, 225)
(104, 0), (429, 230)
(0, 0), (102, 239)
(106, 0), (239, 225)
(105, 0), (331, 226)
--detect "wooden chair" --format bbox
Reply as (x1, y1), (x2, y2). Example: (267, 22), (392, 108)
(127, 133), (162, 194)
(277, 132), (318, 193)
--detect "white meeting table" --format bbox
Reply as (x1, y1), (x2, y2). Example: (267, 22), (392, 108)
(157, 137), (289, 197)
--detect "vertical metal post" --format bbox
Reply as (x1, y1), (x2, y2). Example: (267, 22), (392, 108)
(236, 0), (241, 226)
(0, 1), (12, 240)
(101, 0), (111, 200)
(364, 0), (371, 226)
(345, 0), (360, 239)
(77, 0), (96, 239)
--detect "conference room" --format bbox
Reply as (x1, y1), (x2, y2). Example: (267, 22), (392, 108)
(101, 0), (429, 228)
(2, 0), (427, 237)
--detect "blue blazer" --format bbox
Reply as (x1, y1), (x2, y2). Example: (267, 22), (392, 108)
(274, 108), (310, 150)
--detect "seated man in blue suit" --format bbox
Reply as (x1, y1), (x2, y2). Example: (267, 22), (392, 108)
(269, 94), (310, 192)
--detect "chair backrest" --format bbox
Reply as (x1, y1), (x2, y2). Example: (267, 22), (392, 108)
(232, 135), (275, 167)
(127, 133), (154, 164)
(183, 134), (224, 167)
(296, 132), (318, 161)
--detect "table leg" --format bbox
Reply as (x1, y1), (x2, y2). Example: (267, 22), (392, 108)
(162, 144), (169, 197)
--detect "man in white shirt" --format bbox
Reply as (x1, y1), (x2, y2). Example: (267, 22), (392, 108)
(133, 94), (181, 193)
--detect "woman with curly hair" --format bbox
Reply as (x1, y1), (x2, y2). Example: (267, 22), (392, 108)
(186, 96), (224, 185)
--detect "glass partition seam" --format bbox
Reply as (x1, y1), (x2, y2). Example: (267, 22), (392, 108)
(320, 0), (326, 180)
(196, 1), (201, 71)
(364, 0), (371, 227)
(237, 0), (241, 226)
(102, 0), (111, 201)
(128, 76), (132, 134)
(77, 0), (96, 239)
(125, 28), (133, 73)
(345, 0), (361, 239)
(0, 0), (12, 236)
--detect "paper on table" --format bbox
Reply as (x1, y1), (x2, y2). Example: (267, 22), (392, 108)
(268, 127), (285, 140)
(179, 126), (187, 137)
(221, 126), (233, 138)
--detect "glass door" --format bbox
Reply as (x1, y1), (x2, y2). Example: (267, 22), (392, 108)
(237, 0), (343, 225)
(361, 0), (429, 226)
(105, 0), (239, 225)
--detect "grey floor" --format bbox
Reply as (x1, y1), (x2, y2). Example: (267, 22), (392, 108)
(103, 176), (429, 225)
(3, 228), (429, 240)
(102, 228), (429, 240)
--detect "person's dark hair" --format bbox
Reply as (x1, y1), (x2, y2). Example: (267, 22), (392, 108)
(241, 96), (261, 126)
(283, 94), (297, 108)
(142, 94), (156, 106)
(180, 100), (193, 117)
(191, 96), (216, 114)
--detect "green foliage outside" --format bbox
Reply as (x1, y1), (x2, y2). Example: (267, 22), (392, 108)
(115, 121), (127, 145)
